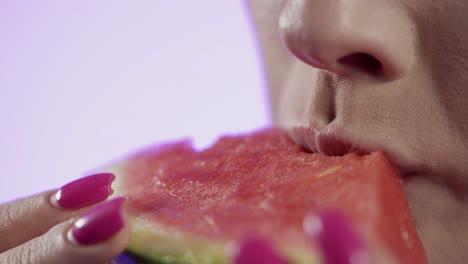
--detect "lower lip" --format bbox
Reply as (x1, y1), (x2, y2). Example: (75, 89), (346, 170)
(289, 126), (367, 157)
(288, 125), (420, 177)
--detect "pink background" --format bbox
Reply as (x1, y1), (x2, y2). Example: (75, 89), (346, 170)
(0, 1), (269, 202)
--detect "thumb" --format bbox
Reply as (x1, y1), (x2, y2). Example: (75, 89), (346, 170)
(0, 198), (131, 264)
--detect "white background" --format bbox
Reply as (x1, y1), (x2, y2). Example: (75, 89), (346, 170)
(0, 1), (269, 202)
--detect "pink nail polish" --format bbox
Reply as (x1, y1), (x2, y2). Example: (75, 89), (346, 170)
(304, 210), (370, 264)
(68, 197), (126, 245)
(51, 173), (115, 209)
(234, 237), (289, 264)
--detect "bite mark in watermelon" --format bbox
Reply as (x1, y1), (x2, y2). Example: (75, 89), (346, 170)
(106, 128), (427, 264)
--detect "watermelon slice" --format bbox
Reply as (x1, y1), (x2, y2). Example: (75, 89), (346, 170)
(106, 128), (426, 264)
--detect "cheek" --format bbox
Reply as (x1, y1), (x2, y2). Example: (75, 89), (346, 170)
(407, 2), (468, 186)
(278, 56), (468, 186)
(409, 1), (468, 135)
(426, 46), (468, 143)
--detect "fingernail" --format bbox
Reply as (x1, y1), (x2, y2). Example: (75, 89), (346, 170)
(304, 210), (369, 264)
(234, 237), (289, 264)
(67, 197), (126, 245)
(51, 173), (115, 209)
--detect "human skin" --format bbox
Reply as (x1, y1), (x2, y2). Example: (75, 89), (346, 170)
(2, 2), (468, 262)
(0, 174), (131, 263)
(247, 1), (468, 263)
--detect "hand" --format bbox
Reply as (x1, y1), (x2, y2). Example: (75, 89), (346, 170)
(235, 210), (372, 264)
(0, 173), (131, 264)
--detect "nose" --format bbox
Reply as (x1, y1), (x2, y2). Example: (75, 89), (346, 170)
(279, 0), (415, 80)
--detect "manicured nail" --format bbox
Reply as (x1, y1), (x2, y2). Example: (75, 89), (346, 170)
(51, 173), (115, 209)
(67, 197), (126, 245)
(304, 210), (370, 264)
(234, 237), (289, 264)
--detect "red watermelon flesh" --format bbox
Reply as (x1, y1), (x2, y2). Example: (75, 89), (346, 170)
(107, 128), (427, 264)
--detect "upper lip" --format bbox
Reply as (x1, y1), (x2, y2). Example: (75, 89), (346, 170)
(288, 125), (418, 176)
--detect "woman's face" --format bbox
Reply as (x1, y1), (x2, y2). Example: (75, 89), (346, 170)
(247, 1), (468, 263)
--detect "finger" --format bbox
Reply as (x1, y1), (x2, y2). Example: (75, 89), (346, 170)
(0, 197), (130, 264)
(303, 210), (370, 264)
(0, 173), (115, 252)
(234, 237), (289, 264)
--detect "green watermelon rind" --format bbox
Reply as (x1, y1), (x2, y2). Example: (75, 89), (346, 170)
(107, 164), (230, 264)
(127, 218), (230, 264)
(124, 210), (322, 264)
(99, 129), (427, 264)
(105, 150), (323, 264)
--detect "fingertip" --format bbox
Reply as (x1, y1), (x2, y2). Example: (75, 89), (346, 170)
(53, 173), (116, 210)
(61, 197), (131, 263)
(1, 209), (130, 264)
(234, 237), (289, 264)
(67, 197), (127, 246)
(303, 210), (370, 264)
(49, 189), (62, 209)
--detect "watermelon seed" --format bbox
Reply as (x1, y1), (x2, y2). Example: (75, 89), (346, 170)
(157, 168), (164, 176)
(401, 231), (409, 241)
(169, 192), (183, 202)
(203, 215), (218, 232)
(401, 230), (412, 249)
(258, 202), (272, 211)
(316, 165), (342, 178)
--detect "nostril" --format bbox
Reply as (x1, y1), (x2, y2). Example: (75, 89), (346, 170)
(338, 53), (383, 77)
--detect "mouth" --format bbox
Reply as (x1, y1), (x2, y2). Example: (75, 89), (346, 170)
(288, 125), (419, 177)
(290, 126), (367, 156)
